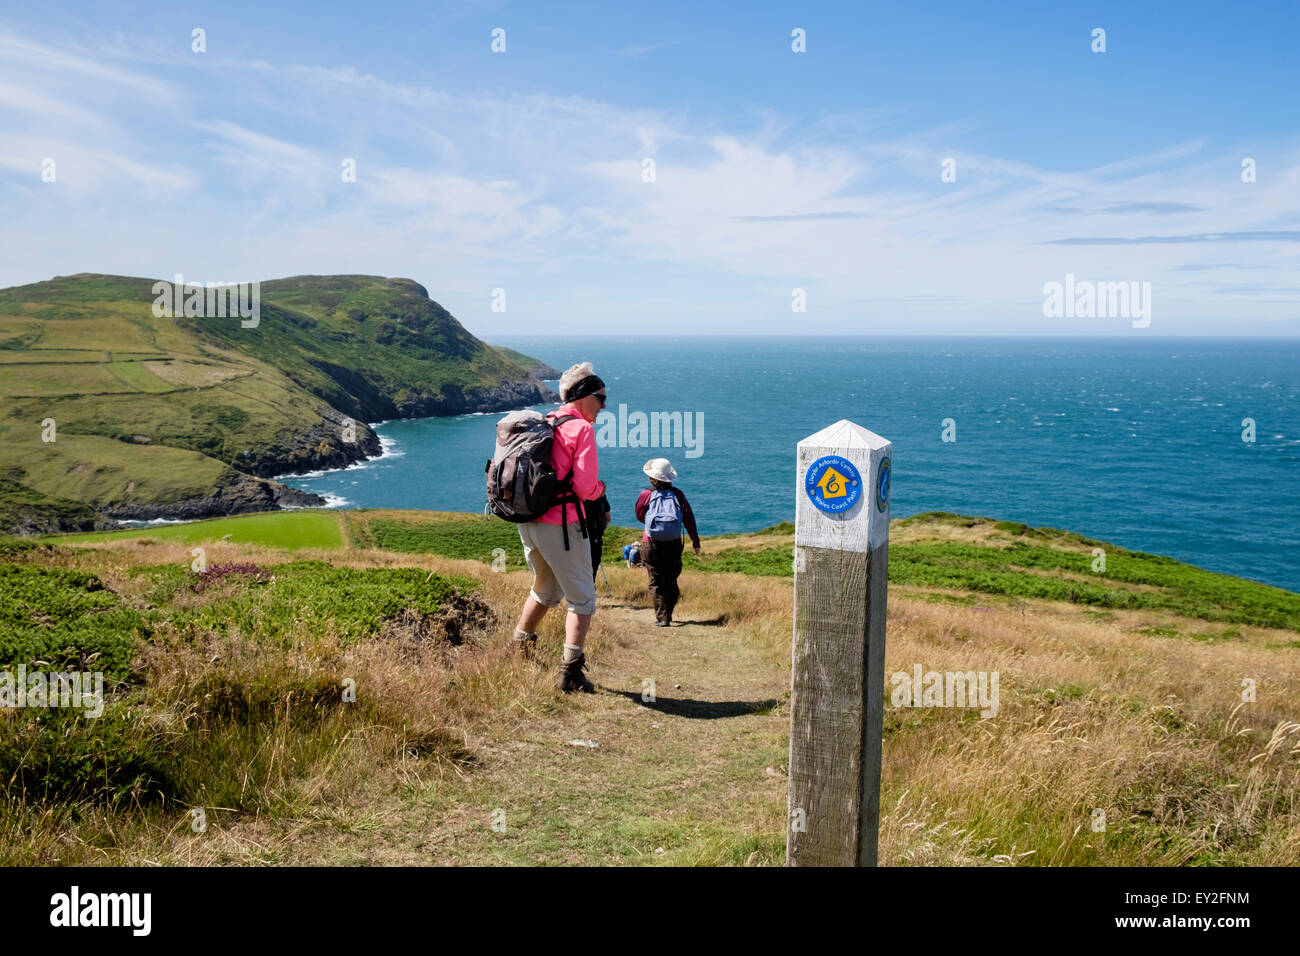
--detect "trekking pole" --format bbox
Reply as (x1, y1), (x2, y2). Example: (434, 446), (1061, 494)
(599, 562), (612, 596)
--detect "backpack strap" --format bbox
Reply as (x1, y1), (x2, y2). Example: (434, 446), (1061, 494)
(544, 413), (583, 485)
(545, 412), (588, 551)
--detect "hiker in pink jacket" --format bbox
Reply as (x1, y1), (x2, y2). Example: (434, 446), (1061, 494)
(510, 362), (607, 693)
(634, 458), (701, 626)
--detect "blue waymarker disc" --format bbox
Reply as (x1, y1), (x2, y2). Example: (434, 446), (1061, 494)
(804, 455), (863, 514)
(876, 457), (891, 512)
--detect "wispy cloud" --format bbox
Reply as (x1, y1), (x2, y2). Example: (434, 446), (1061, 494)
(1174, 262), (1272, 271)
(195, 120), (328, 178)
(1209, 282), (1300, 295)
(735, 211), (874, 222)
(1103, 201), (1205, 215)
(1045, 231), (1300, 245)
(0, 30), (176, 101)
(0, 80), (103, 125)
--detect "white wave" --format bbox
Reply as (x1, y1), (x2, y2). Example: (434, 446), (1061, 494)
(281, 493), (350, 510)
(118, 516), (192, 527)
(274, 436), (396, 481)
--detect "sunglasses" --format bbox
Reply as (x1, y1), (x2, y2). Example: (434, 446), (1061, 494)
(594, 392), (607, 406)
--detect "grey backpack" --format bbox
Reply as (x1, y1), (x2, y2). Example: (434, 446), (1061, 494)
(485, 410), (585, 548)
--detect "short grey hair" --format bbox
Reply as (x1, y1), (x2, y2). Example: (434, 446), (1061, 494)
(558, 361), (595, 402)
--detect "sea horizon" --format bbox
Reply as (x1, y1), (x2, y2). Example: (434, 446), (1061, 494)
(487, 333), (1300, 340)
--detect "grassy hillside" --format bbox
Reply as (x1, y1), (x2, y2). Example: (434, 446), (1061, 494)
(491, 345), (559, 377)
(66, 508), (1298, 632)
(193, 275), (549, 423)
(0, 274), (553, 532)
(680, 512), (1300, 632)
(7, 510), (1297, 866)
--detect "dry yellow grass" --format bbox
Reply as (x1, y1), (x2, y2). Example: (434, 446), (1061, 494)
(5, 529), (1298, 866)
(141, 359), (251, 388)
(874, 595), (1299, 865)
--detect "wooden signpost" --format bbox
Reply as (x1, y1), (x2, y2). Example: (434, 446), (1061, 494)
(787, 420), (892, 866)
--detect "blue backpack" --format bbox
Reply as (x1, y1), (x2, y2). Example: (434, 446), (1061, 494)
(644, 489), (683, 540)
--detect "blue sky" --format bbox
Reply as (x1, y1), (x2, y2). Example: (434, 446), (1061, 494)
(2, 0), (1297, 335)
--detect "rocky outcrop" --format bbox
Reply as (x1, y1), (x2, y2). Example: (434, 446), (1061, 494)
(390, 378), (559, 418)
(523, 362), (561, 380)
(238, 407), (384, 479)
(102, 477), (325, 523)
(2, 506), (112, 536)
(303, 361), (559, 423)
(0, 473), (112, 536)
(237, 379), (557, 480)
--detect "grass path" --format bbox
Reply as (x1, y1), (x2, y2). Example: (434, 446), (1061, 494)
(263, 596), (791, 866)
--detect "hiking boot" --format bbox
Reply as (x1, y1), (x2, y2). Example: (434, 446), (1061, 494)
(506, 631), (538, 662)
(654, 620), (669, 627)
(557, 653), (595, 694)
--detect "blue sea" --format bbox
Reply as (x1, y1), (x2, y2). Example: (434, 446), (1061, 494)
(282, 338), (1300, 593)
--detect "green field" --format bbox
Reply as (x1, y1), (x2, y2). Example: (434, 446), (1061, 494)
(46, 509), (344, 550)
(353, 511), (640, 568)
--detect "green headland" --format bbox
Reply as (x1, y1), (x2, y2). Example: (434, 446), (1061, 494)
(0, 274), (556, 533)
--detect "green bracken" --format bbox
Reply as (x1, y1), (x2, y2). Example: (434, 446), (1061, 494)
(0, 556), (485, 826)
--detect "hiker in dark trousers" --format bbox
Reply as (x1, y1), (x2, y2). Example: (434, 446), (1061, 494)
(633, 458), (701, 627)
(588, 493), (611, 582)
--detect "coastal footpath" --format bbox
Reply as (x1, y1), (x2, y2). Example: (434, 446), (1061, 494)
(8, 509), (1298, 866)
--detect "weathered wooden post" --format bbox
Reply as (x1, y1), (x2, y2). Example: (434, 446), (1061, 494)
(787, 420), (891, 866)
